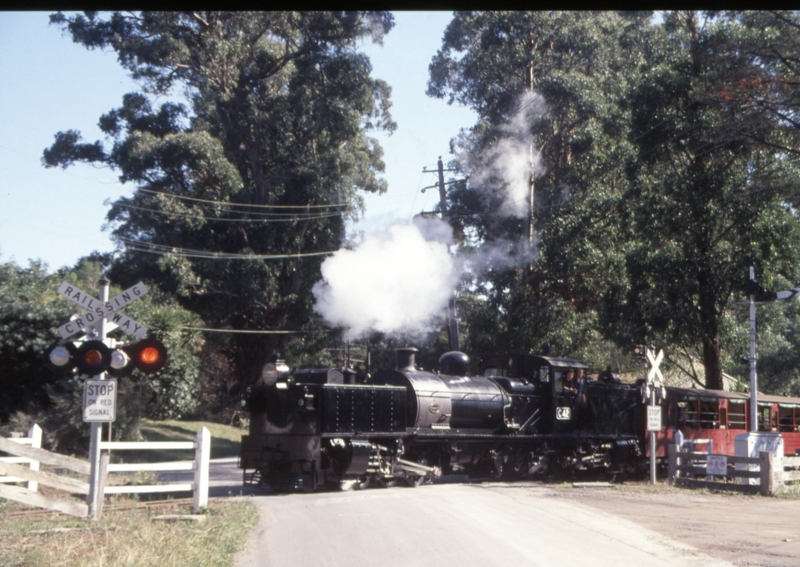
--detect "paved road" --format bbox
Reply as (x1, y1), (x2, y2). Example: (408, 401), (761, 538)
(232, 481), (736, 567)
(157, 457), (261, 497)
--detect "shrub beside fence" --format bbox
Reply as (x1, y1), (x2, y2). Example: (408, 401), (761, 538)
(667, 443), (800, 495)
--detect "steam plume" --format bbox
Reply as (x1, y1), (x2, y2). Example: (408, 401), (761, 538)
(313, 217), (458, 339)
(458, 91), (548, 216)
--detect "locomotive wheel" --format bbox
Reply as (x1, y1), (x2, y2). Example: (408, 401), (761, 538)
(403, 455), (431, 487)
(377, 476), (397, 488)
(404, 474), (425, 487)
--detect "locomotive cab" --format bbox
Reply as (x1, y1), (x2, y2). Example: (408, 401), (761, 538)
(480, 354), (589, 434)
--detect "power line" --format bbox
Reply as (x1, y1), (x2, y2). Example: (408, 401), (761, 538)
(114, 202), (343, 222)
(136, 187), (348, 210)
(119, 237), (336, 260)
(182, 326), (315, 334)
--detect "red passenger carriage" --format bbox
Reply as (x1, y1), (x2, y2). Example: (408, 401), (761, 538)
(648, 387), (800, 458)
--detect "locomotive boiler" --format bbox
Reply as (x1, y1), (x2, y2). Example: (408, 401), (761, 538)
(240, 347), (644, 491)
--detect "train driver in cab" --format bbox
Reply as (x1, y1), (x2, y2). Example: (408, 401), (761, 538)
(564, 369), (578, 396)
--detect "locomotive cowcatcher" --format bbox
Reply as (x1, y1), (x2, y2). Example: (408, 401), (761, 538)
(240, 348), (643, 491)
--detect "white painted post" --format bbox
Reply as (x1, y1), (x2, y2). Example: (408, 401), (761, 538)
(87, 276), (110, 520)
(27, 424), (42, 493)
(193, 427), (210, 512)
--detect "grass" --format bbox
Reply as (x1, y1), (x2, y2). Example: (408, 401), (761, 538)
(0, 498), (258, 567)
(116, 419), (244, 463)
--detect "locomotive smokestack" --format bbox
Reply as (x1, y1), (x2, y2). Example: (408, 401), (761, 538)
(395, 347), (418, 371)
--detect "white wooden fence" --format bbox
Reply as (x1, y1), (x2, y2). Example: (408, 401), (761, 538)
(0, 425), (210, 517)
(98, 426), (210, 512)
(668, 443), (800, 496)
(0, 424), (42, 492)
(0, 426), (90, 518)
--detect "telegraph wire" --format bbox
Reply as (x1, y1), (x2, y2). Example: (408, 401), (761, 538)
(182, 326), (317, 334)
(119, 237), (336, 260)
(136, 187), (348, 210)
(114, 202), (343, 222)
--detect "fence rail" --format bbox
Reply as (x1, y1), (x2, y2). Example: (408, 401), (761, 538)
(97, 426), (210, 514)
(0, 427), (89, 518)
(667, 443), (800, 495)
(0, 425), (211, 518)
(0, 425), (42, 491)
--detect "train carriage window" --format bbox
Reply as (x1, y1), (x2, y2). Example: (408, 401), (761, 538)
(758, 403), (771, 432)
(699, 398), (719, 429)
(677, 398), (700, 429)
(728, 400), (746, 430)
(779, 405), (796, 432)
(719, 407), (727, 430)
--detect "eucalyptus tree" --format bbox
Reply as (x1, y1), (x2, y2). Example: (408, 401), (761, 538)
(601, 11), (800, 390)
(43, 12), (396, 387)
(427, 11), (644, 360)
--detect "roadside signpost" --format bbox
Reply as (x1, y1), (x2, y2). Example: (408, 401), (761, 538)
(644, 347), (665, 485)
(53, 277), (149, 520)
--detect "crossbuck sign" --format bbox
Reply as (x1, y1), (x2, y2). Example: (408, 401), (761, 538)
(645, 348), (665, 401)
(56, 281), (149, 339)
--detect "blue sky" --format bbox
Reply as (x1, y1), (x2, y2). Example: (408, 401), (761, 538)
(0, 11), (476, 272)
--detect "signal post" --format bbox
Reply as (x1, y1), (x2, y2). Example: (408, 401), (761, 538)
(86, 276), (111, 518)
(45, 276), (168, 519)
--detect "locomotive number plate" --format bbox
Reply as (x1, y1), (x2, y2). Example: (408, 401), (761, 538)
(556, 406), (571, 421)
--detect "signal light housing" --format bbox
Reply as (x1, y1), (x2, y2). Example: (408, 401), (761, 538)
(123, 338), (168, 374)
(75, 340), (112, 376)
(44, 341), (78, 375)
(44, 337), (168, 377)
(107, 348), (132, 378)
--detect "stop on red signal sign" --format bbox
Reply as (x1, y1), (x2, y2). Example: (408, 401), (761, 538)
(83, 378), (117, 422)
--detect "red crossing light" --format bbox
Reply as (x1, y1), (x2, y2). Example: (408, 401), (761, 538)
(124, 338), (168, 374)
(75, 340), (112, 376)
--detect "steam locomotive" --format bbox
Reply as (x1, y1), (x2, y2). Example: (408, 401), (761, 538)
(240, 348), (643, 491)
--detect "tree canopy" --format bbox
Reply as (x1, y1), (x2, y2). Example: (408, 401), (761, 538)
(428, 10), (800, 390)
(43, 11), (396, 387)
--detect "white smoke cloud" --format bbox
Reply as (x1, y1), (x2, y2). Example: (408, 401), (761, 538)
(313, 217), (459, 339)
(312, 92), (550, 340)
(459, 91), (548, 216)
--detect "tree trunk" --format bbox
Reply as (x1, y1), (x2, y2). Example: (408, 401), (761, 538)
(701, 333), (724, 390)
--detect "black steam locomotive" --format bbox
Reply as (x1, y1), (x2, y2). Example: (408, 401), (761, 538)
(240, 347), (643, 491)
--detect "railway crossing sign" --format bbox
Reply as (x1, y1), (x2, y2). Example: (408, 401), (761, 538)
(646, 348), (664, 385)
(83, 379), (117, 422)
(644, 348), (666, 403)
(56, 281), (149, 339)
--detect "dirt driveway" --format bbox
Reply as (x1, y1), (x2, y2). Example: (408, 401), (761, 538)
(543, 482), (800, 567)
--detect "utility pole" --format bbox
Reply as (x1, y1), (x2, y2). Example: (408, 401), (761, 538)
(423, 158), (461, 352)
(438, 157), (460, 352)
